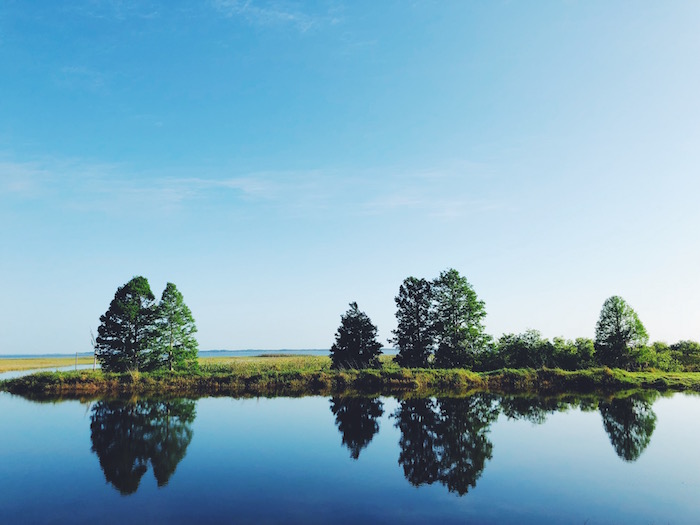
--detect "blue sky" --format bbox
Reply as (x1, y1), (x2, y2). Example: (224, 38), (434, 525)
(1, 1), (699, 354)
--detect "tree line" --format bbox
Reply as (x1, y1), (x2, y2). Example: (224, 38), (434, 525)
(330, 268), (700, 372)
(96, 276), (199, 373)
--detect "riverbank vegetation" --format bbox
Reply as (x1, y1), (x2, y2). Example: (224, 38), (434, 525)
(4, 269), (699, 398)
(4, 354), (700, 399)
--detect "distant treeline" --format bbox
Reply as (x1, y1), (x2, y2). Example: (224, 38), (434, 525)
(331, 268), (700, 372)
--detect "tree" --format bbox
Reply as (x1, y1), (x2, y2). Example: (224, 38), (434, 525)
(391, 277), (435, 368)
(497, 330), (554, 369)
(669, 340), (700, 371)
(594, 296), (648, 369)
(96, 276), (156, 373)
(433, 269), (488, 368)
(151, 283), (199, 372)
(330, 302), (382, 369)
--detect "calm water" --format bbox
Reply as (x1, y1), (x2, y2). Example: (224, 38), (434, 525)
(1, 391), (699, 524)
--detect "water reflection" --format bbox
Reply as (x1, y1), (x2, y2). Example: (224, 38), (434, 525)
(90, 399), (196, 495)
(325, 393), (659, 496)
(394, 395), (499, 495)
(330, 397), (384, 459)
(87, 392), (658, 497)
(599, 394), (657, 462)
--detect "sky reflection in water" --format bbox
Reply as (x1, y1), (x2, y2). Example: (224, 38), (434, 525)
(0, 392), (699, 524)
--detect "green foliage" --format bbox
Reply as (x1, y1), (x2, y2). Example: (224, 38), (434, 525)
(633, 342), (682, 372)
(595, 296), (649, 369)
(496, 330), (554, 369)
(391, 277), (435, 368)
(433, 268), (488, 369)
(669, 340), (700, 371)
(552, 337), (596, 370)
(150, 283), (199, 372)
(330, 302), (383, 369)
(96, 276), (156, 373)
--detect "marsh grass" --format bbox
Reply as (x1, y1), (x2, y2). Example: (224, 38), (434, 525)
(0, 357), (94, 373)
(4, 352), (700, 400)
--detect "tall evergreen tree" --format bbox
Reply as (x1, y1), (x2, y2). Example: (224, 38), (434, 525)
(151, 283), (199, 371)
(330, 302), (382, 369)
(96, 276), (156, 373)
(391, 277), (435, 368)
(432, 268), (488, 368)
(595, 296), (648, 368)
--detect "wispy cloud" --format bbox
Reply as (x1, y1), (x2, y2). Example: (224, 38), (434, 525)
(211, 0), (338, 32)
(0, 155), (504, 223)
(65, 1), (161, 21)
(360, 165), (505, 219)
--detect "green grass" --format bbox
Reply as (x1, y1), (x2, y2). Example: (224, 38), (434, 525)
(4, 354), (700, 400)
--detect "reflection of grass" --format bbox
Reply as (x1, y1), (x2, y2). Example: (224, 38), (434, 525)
(0, 357), (94, 373)
(4, 356), (700, 399)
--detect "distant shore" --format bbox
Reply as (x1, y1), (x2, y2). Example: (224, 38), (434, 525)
(2, 355), (700, 400)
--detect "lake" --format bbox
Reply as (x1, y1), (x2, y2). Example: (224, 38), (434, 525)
(1, 390), (698, 524)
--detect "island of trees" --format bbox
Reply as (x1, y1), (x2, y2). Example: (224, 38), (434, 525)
(3, 269), (700, 398)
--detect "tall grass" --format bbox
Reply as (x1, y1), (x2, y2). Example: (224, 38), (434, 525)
(4, 357), (700, 400)
(0, 356), (94, 373)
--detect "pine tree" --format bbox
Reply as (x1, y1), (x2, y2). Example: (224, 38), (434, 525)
(151, 283), (199, 371)
(330, 302), (382, 369)
(96, 276), (156, 373)
(391, 277), (435, 368)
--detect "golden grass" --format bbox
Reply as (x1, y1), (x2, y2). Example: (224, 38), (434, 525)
(0, 357), (95, 373)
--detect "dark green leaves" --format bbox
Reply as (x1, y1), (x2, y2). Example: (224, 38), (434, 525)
(392, 277), (435, 368)
(96, 276), (157, 373)
(151, 283), (199, 372)
(96, 278), (199, 373)
(330, 302), (382, 369)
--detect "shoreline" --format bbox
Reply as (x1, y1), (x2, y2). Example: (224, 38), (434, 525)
(3, 366), (700, 400)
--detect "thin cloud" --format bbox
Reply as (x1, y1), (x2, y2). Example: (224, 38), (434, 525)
(1, 156), (505, 221)
(211, 0), (334, 32)
(65, 1), (161, 21)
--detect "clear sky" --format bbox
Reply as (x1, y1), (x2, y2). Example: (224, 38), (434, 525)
(1, 1), (699, 355)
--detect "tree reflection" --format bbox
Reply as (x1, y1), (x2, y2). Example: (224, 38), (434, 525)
(330, 397), (384, 459)
(90, 399), (196, 494)
(395, 398), (441, 486)
(499, 396), (585, 425)
(599, 394), (657, 462)
(394, 395), (499, 495)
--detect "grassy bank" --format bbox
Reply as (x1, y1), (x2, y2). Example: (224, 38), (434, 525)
(3, 354), (700, 399)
